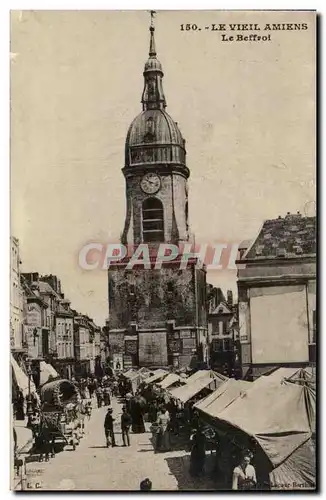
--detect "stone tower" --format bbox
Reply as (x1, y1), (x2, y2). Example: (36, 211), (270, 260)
(121, 21), (189, 247)
(108, 16), (208, 370)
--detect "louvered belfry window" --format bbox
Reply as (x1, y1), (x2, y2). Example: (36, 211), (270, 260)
(142, 197), (164, 243)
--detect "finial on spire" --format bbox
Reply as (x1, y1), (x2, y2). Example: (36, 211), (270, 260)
(142, 11), (166, 110)
(150, 10), (156, 28)
(149, 10), (156, 56)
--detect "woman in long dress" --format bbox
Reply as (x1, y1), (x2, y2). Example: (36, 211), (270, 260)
(156, 408), (171, 452)
(130, 399), (145, 433)
(189, 429), (206, 477)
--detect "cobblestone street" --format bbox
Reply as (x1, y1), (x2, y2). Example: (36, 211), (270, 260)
(24, 398), (216, 491)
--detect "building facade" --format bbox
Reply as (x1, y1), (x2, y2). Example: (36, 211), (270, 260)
(207, 287), (240, 376)
(55, 299), (75, 379)
(21, 273), (74, 379)
(73, 314), (100, 377)
(23, 281), (48, 359)
(10, 237), (24, 351)
(236, 212), (316, 380)
(108, 21), (208, 369)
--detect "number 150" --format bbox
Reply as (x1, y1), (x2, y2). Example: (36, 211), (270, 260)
(180, 24), (198, 31)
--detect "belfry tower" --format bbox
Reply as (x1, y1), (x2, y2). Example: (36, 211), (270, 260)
(121, 15), (189, 246)
(108, 14), (208, 370)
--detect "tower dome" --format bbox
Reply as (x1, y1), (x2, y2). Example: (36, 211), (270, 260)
(124, 20), (188, 177)
(125, 109), (186, 169)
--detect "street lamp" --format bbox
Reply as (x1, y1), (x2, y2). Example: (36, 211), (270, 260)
(25, 359), (33, 427)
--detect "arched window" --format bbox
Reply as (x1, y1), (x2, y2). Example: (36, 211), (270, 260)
(142, 197), (164, 243)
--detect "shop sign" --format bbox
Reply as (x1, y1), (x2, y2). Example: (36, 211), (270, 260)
(125, 339), (137, 355)
(27, 304), (42, 327)
(180, 330), (191, 339)
(168, 340), (181, 353)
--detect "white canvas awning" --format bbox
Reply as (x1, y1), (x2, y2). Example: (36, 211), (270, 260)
(169, 373), (219, 404)
(11, 354), (37, 397)
(39, 361), (59, 385)
(143, 369), (169, 385)
(157, 373), (183, 389)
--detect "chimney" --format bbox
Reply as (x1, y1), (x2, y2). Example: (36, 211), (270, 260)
(41, 274), (60, 293)
(227, 290), (233, 307)
(30, 281), (40, 296)
(22, 272), (39, 285)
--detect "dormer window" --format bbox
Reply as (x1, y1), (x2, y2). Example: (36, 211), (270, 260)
(144, 117), (156, 143)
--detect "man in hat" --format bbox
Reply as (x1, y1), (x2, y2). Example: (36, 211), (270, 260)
(121, 406), (132, 447)
(104, 408), (116, 447)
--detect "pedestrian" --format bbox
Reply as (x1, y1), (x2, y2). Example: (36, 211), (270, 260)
(103, 386), (111, 406)
(96, 386), (104, 408)
(232, 453), (257, 490)
(113, 380), (119, 397)
(130, 398), (146, 434)
(121, 406), (132, 447)
(140, 478), (152, 491)
(38, 424), (55, 462)
(30, 410), (41, 439)
(104, 408), (116, 448)
(156, 407), (171, 452)
(148, 400), (158, 424)
(189, 428), (206, 477)
(15, 389), (25, 421)
(87, 378), (94, 399)
(85, 401), (92, 420)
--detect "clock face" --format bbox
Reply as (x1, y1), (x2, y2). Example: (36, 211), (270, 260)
(140, 173), (161, 194)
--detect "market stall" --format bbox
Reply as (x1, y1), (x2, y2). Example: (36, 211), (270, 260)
(143, 369), (169, 385)
(169, 371), (225, 404)
(123, 369), (147, 394)
(197, 376), (316, 490)
(157, 373), (185, 390)
(184, 369), (227, 387)
(194, 378), (252, 416)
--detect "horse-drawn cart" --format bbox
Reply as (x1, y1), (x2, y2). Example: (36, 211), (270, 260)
(38, 379), (85, 451)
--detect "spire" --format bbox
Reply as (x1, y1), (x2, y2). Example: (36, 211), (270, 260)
(149, 11), (156, 56)
(141, 11), (166, 111)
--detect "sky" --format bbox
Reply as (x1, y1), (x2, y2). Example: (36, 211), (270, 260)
(10, 10), (316, 326)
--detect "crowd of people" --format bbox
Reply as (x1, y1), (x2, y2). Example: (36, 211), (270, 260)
(13, 370), (258, 490)
(96, 372), (258, 490)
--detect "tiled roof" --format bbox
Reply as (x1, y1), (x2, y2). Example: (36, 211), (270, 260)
(210, 302), (232, 316)
(244, 213), (316, 260)
(20, 275), (36, 298)
(56, 302), (73, 315)
(39, 281), (61, 299)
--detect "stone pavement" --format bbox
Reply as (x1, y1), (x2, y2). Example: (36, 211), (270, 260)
(23, 398), (217, 491)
